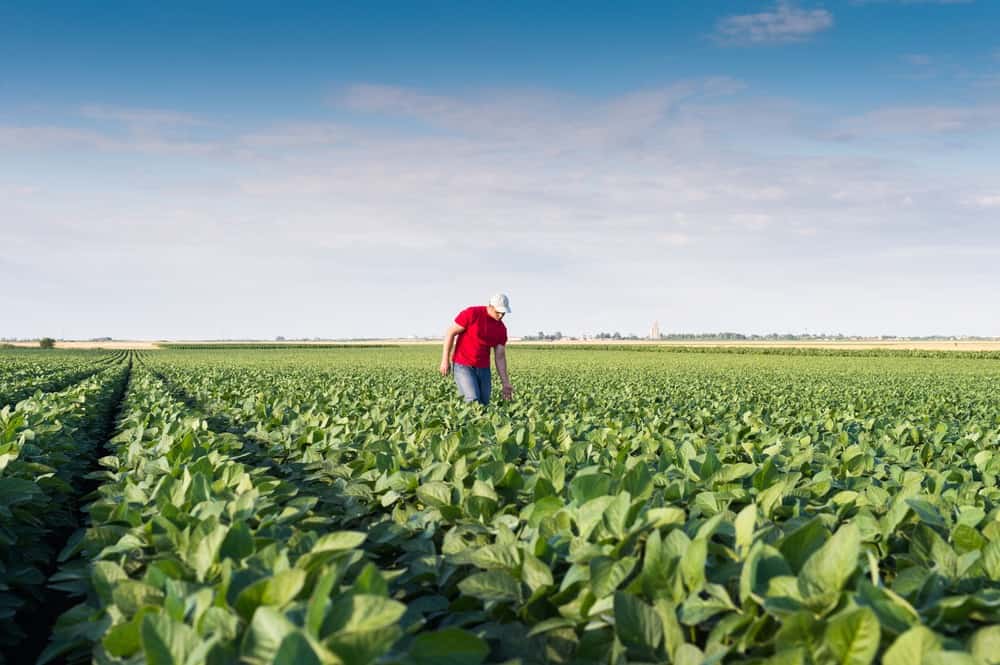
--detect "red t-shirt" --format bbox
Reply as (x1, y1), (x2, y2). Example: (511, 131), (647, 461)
(453, 306), (508, 368)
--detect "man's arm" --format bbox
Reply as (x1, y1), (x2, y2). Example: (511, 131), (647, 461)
(439, 323), (465, 375)
(494, 345), (513, 399)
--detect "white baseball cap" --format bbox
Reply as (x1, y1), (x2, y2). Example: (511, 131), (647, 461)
(490, 293), (512, 313)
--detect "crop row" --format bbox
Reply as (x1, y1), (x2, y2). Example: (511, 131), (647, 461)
(0, 350), (105, 386)
(0, 350), (125, 409)
(0, 359), (128, 659)
(42, 365), (491, 665)
(141, 350), (1000, 664)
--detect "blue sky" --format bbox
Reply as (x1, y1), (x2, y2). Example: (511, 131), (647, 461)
(2, 1), (999, 339)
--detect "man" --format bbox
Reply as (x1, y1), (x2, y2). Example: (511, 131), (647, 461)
(439, 293), (513, 405)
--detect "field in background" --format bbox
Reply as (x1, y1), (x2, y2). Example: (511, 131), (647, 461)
(8, 338), (1000, 352)
(4, 339), (162, 350)
(3, 345), (1000, 663)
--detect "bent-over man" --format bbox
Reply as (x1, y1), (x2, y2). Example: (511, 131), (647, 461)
(439, 293), (513, 405)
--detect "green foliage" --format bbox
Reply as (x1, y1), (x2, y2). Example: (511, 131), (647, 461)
(0, 361), (128, 653)
(5, 345), (1000, 663)
(0, 348), (121, 407)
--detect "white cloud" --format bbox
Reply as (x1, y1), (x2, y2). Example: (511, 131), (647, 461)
(721, 186), (788, 202)
(239, 123), (351, 148)
(4, 82), (1000, 337)
(901, 53), (932, 65)
(966, 194), (1000, 208)
(337, 80), (745, 149)
(0, 126), (117, 149)
(0, 123), (221, 155)
(0, 105), (221, 156)
(714, 1), (834, 45)
(0, 184), (39, 197)
(80, 104), (203, 127)
(657, 232), (692, 247)
(731, 213), (773, 230)
(838, 104), (1000, 136)
(879, 245), (1000, 260)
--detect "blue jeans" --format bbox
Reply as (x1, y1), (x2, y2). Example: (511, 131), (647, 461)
(453, 363), (492, 405)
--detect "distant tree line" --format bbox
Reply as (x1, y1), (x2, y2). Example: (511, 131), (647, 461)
(522, 331), (1000, 342)
(521, 331), (565, 341)
(652, 333), (996, 341)
(594, 332), (639, 340)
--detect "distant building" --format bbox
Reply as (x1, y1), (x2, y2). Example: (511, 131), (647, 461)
(649, 321), (660, 340)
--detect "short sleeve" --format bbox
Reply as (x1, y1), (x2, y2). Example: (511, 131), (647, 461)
(499, 325), (508, 346)
(455, 307), (474, 327)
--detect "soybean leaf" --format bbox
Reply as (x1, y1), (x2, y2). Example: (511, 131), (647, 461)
(823, 607), (880, 665)
(614, 591), (663, 654)
(409, 627), (489, 665)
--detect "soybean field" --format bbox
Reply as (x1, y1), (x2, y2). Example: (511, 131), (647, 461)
(3, 345), (1000, 665)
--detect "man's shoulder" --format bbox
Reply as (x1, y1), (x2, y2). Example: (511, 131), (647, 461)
(455, 305), (484, 327)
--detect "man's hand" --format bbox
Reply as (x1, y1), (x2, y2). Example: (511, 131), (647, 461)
(494, 345), (512, 400)
(439, 361), (451, 376)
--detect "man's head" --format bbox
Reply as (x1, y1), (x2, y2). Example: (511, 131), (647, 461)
(487, 293), (511, 321)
